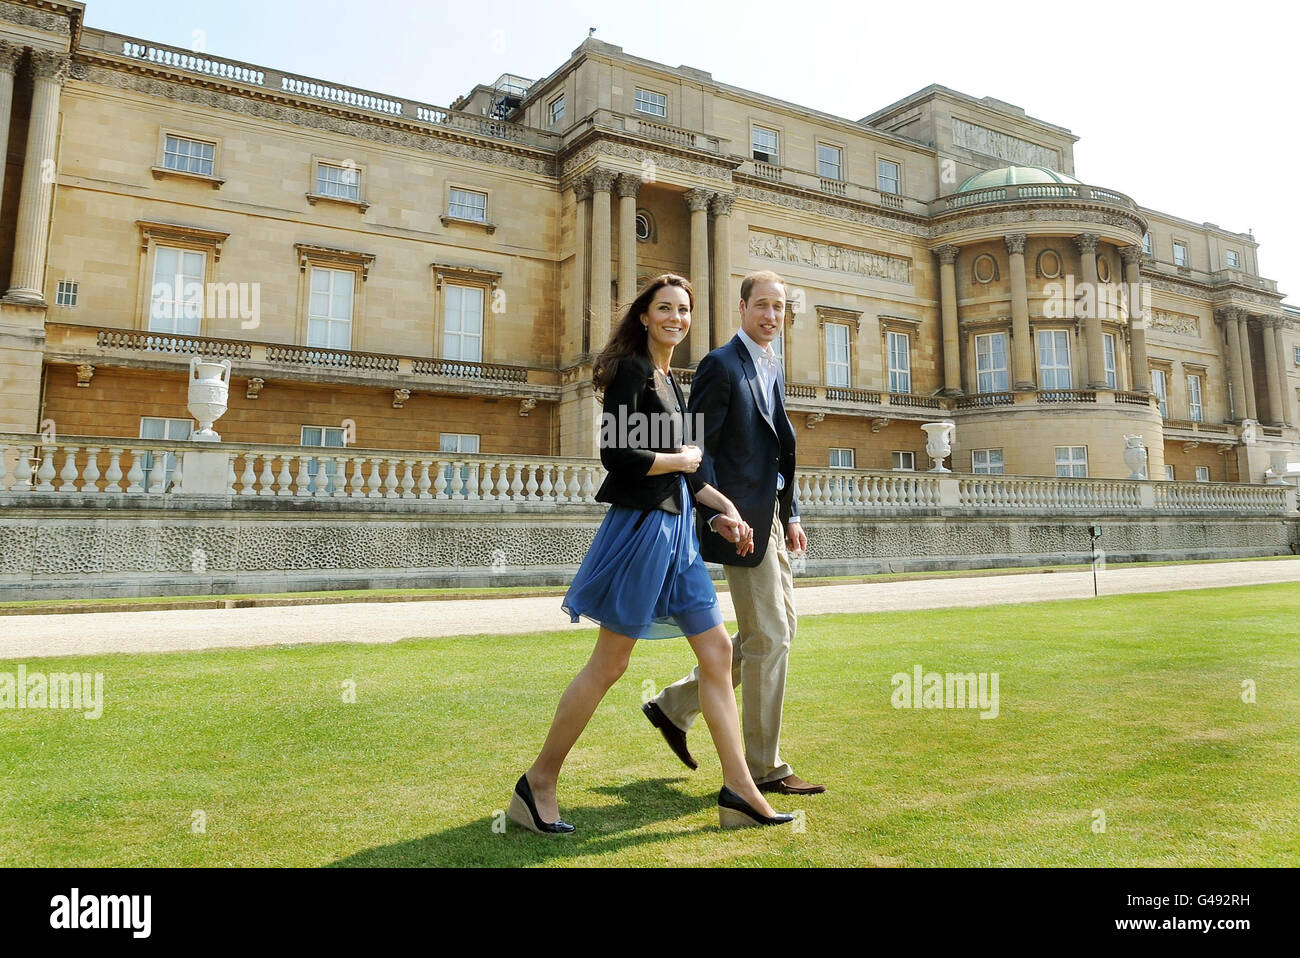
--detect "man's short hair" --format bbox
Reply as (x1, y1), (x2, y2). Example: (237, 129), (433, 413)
(740, 270), (786, 304)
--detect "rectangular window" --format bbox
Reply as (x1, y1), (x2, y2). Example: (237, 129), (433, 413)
(440, 433), (481, 496)
(887, 330), (911, 394)
(307, 267), (354, 349)
(1142, 232), (1152, 255)
(56, 280), (78, 307)
(316, 162), (360, 201)
(140, 416), (192, 491)
(548, 94), (565, 125)
(1294, 347), (1300, 365)
(972, 448), (1004, 475)
(975, 332), (1009, 393)
(1195, 465), (1210, 482)
(1173, 242), (1188, 267)
(817, 143), (842, 180)
(149, 246), (205, 335)
(891, 451), (915, 471)
(163, 134), (216, 176)
(752, 125), (779, 164)
(1187, 374), (1203, 422)
(444, 283), (485, 363)
(1103, 333), (1117, 390)
(1054, 446), (1088, 478)
(1150, 368), (1168, 418)
(877, 159), (901, 195)
(301, 425), (347, 494)
(1165, 464), (1175, 481)
(829, 447), (855, 469)
(448, 187), (488, 223)
(824, 323), (850, 387)
(1037, 329), (1071, 388)
(1225, 249), (1240, 269)
(634, 89), (667, 117)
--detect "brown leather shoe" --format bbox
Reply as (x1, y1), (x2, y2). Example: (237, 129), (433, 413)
(642, 701), (697, 770)
(757, 774), (826, 795)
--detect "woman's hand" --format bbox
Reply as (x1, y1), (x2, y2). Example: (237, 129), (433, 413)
(676, 444), (702, 474)
(713, 514), (754, 556)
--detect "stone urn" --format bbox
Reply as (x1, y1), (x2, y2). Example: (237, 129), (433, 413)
(1265, 450), (1293, 485)
(188, 357), (231, 442)
(1122, 434), (1148, 479)
(921, 420), (955, 472)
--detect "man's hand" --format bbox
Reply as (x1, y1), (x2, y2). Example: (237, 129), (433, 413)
(713, 514), (754, 556)
(785, 520), (807, 555)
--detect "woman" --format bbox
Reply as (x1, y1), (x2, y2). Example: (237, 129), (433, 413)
(508, 274), (794, 833)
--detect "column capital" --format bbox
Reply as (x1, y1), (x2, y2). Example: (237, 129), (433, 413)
(683, 187), (712, 212)
(1003, 233), (1027, 256)
(28, 50), (70, 84)
(1072, 233), (1101, 255)
(0, 39), (23, 74)
(1259, 314), (1281, 330)
(934, 244), (960, 265)
(710, 192), (735, 216)
(1214, 305), (1243, 325)
(615, 172), (642, 198)
(588, 167), (617, 193)
(571, 175), (592, 201)
(1119, 244), (1144, 267)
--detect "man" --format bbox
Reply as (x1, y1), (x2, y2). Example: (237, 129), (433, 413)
(643, 270), (825, 796)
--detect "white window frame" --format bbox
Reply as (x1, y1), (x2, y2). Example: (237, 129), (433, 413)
(634, 88), (667, 117)
(1054, 446), (1088, 478)
(829, 447), (855, 469)
(817, 143), (843, 181)
(315, 161), (360, 202)
(1294, 347), (1300, 366)
(891, 451), (915, 471)
(972, 448), (1004, 475)
(448, 187), (488, 223)
(1195, 465), (1210, 483)
(825, 322), (850, 387)
(163, 133), (216, 177)
(140, 416), (192, 492)
(876, 158), (901, 195)
(1164, 464), (1175, 481)
(1102, 332), (1117, 390)
(149, 245), (205, 335)
(975, 331), (1009, 393)
(306, 266), (355, 350)
(1225, 249), (1240, 269)
(439, 433), (481, 496)
(752, 125), (780, 165)
(1173, 241), (1189, 267)
(1037, 329), (1072, 389)
(1142, 232), (1152, 256)
(1187, 373), (1203, 422)
(887, 330), (911, 394)
(301, 425), (348, 494)
(56, 280), (78, 307)
(1150, 368), (1168, 418)
(548, 94), (565, 125)
(443, 282), (485, 363)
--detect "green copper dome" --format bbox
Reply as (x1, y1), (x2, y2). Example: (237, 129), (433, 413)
(955, 166), (1082, 193)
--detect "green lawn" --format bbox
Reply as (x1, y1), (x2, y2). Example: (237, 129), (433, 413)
(1, 582), (1297, 867)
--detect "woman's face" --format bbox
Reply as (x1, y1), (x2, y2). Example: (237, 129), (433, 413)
(642, 284), (692, 355)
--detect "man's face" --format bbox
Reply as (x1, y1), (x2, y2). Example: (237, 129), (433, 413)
(739, 280), (785, 347)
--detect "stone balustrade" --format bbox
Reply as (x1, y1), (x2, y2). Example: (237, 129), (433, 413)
(1, 435), (1291, 517)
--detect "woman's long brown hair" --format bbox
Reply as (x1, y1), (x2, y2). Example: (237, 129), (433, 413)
(592, 273), (694, 392)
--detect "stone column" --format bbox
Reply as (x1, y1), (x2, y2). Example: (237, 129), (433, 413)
(1216, 308), (1247, 421)
(1120, 245), (1150, 393)
(935, 245), (962, 395)
(0, 41), (23, 221)
(1260, 315), (1286, 426)
(1271, 319), (1293, 426)
(587, 167), (616, 354)
(684, 188), (712, 366)
(1238, 313), (1259, 421)
(1074, 233), (1105, 388)
(615, 173), (641, 308)
(1004, 233), (1033, 389)
(711, 192), (734, 349)
(570, 176), (591, 357)
(4, 50), (70, 305)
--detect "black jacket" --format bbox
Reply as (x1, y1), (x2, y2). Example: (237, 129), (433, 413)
(690, 335), (800, 567)
(595, 354), (705, 514)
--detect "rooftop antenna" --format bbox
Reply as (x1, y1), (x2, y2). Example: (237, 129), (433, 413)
(588, 27), (596, 37)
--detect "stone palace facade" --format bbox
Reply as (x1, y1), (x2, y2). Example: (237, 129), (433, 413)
(1, 0), (1295, 485)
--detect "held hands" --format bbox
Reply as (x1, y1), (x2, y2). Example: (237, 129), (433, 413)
(676, 444), (703, 474)
(713, 499), (754, 557)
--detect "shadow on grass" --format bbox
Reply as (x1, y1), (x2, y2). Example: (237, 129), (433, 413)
(328, 777), (718, 867)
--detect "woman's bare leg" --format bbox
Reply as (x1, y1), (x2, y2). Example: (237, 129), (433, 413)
(686, 623), (777, 817)
(525, 627), (636, 822)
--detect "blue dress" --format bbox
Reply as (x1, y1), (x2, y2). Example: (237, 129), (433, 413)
(562, 474), (724, 640)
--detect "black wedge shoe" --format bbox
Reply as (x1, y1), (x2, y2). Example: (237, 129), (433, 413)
(717, 785), (796, 829)
(507, 773), (575, 835)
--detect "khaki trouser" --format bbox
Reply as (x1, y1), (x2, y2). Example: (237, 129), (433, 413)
(656, 513), (796, 785)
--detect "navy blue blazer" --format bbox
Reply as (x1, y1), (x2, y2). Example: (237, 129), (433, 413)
(690, 334), (800, 567)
